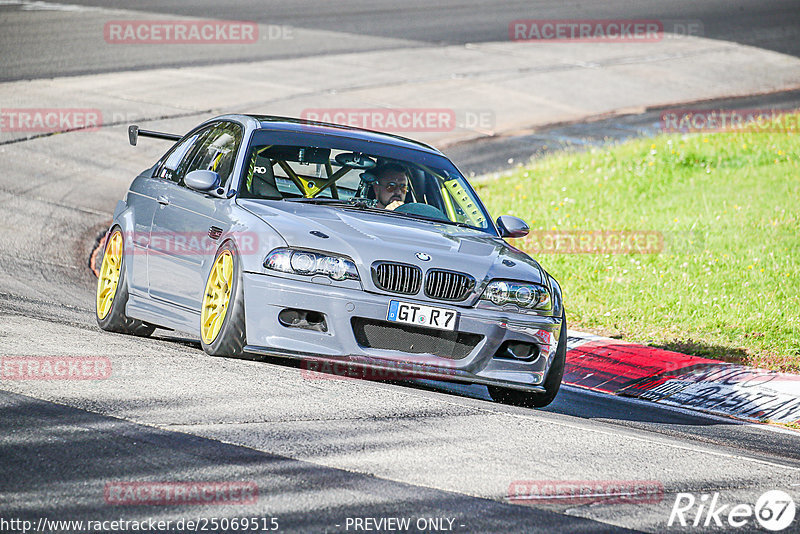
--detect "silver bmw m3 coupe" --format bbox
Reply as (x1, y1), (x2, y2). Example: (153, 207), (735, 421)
(96, 114), (566, 407)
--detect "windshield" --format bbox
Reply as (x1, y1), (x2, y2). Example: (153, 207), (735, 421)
(238, 143), (492, 232)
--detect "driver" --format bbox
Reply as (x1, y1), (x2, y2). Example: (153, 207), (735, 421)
(371, 163), (409, 210)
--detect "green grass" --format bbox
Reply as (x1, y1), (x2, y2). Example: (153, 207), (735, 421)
(475, 116), (800, 372)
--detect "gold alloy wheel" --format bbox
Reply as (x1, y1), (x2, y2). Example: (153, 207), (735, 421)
(96, 230), (123, 319)
(201, 250), (234, 344)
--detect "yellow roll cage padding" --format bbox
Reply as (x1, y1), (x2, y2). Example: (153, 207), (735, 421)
(211, 152), (223, 171)
(439, 184), (457, 220)
(443, 179), (486, 226)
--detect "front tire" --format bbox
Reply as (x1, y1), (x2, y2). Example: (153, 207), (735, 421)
(95, 227), (156, 337)
(488, 311), (567, 408)
(200, 241), (246, 357)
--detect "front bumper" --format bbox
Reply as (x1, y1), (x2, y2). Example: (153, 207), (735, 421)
(242, 272), (563, 391)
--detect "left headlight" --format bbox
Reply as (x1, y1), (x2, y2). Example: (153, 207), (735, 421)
(264, 248), (360, 281)
(480, 280), (551, 311)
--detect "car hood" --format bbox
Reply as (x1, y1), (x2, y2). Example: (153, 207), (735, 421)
(238, 199), (546, 287)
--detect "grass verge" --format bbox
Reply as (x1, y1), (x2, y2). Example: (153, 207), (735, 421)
(476, 115), (800, 372)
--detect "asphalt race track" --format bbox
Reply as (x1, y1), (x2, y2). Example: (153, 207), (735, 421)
(2, 0), (799, 81)
(1, 2), (799, 533)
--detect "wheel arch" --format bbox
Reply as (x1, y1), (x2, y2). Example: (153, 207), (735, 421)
(107, 200), (137, 286)
(221, 205), (287, 275)
(547, 273), (565, 320)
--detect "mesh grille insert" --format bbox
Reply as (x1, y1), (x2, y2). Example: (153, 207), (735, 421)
(352, 317), (482, 360)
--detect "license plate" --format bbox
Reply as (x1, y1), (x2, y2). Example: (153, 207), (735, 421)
(386, 300), (457, 331)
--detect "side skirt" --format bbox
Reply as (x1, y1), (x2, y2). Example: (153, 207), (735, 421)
(127, 294), (199, 335)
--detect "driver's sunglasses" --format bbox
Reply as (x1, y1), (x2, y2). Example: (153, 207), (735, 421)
(380, 181), (408, 193)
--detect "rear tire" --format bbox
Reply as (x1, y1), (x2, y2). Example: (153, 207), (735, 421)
(200, 241), (246, 357)
(488, 311), (567, 408)
(95, 227), (156, 337)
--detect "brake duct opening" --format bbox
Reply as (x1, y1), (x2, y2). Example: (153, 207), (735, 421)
(278, 308), (328, 332)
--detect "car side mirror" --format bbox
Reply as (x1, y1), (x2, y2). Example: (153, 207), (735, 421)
(496, 215), (529, 238)
(185, 170), (221, 193)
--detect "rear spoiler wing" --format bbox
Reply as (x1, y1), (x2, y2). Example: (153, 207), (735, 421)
(128, 125), (182, 146)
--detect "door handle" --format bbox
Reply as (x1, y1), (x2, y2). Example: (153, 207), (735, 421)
(157, 196), (170, 206)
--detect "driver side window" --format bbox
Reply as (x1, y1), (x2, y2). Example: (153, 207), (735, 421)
(182, 122), (243, 189)
(156, 131), (203, 184)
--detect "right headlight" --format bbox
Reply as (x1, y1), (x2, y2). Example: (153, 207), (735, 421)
(264, 248), (359, 281)
(480, 280), (552, 311)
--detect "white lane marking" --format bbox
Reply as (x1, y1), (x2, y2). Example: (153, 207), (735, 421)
(514, 491), (641, 501)
(388, 378), (800, 438)
(0, 0), (104, 11)
(375, 381), (800, 472)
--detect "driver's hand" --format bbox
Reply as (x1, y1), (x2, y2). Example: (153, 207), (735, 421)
(385, 200), (404, 211)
